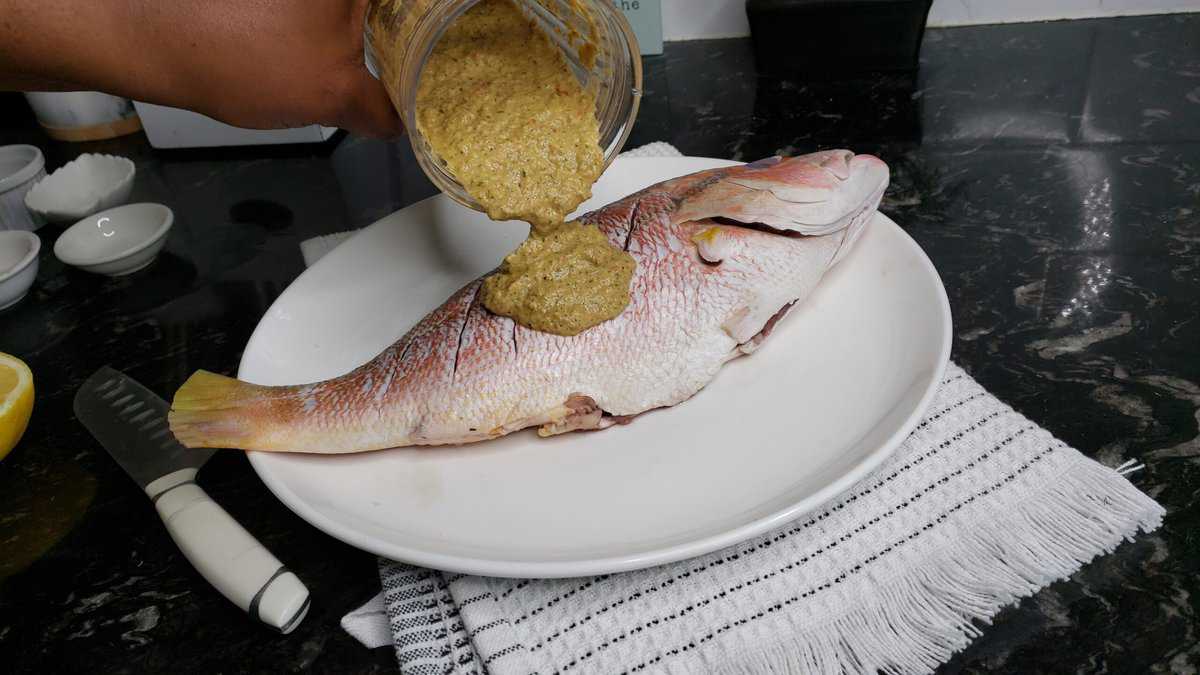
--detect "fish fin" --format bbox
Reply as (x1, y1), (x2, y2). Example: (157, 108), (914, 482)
(168, 370), (270, 449)
(692, 225), (736, 263)
(537, 394), (615, 437)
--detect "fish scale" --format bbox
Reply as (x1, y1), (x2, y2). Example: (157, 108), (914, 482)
(169, 152), (890, 453)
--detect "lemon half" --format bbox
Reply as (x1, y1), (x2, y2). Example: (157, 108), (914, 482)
(0, 352), (34, 461)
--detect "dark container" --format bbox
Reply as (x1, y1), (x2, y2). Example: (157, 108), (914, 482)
(746, 0), (934, 77)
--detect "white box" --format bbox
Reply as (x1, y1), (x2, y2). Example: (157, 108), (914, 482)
(133, 101), (337, 149)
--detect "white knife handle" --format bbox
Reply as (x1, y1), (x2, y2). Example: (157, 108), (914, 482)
(147, 469), (310, 633)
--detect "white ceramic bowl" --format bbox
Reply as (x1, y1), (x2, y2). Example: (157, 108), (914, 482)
(54, 203), (173, 276)
(0, 230), (40, 309)
(0, 144), (46, 231)
(24, 153), (135, 224)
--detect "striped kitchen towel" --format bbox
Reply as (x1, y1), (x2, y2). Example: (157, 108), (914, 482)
(341, 364), (1161, 674)
(330, 143), (1163, 673)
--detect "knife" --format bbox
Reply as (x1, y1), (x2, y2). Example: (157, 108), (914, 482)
(74, 366), (310, 634)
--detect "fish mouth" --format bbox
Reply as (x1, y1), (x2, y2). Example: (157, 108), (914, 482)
(709, 216), (807, 237)
(717, 152), (889, 238)
(709, 175), (883, 239)
(669, 151), (889, 238)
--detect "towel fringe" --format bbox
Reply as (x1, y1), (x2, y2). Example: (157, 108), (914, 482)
(705, 459), (1163, 675)
(1114, 458), (1146, 475)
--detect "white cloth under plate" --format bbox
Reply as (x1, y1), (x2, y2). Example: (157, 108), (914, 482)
(326, 144), (1163, 674)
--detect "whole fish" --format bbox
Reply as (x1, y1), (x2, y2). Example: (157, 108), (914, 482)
(169, 151), (889, 453)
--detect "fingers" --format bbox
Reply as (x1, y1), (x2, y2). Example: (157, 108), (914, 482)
(334, 68), (404, 139)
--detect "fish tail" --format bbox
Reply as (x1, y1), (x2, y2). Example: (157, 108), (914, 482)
(168, 370), (278, 449)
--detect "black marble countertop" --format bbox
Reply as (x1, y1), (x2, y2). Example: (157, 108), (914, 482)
(2, 13), (1197, 673)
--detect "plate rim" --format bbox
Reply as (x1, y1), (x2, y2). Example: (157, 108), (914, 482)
(244, 156), (953, 578)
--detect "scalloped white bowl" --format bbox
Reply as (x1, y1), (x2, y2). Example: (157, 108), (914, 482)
(25, 153), (135, 224)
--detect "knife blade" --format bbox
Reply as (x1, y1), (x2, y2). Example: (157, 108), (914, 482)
(74, 366), (310, 634)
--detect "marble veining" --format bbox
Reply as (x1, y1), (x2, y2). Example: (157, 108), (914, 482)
(1, 11), (1198, 674)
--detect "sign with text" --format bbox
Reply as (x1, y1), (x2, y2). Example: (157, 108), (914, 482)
(614, 0), (663, 55)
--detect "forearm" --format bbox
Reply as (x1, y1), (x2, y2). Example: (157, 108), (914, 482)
(0, 1), (265, 119)
(0, 0), (401, 137)
(0, 1), (141, 94)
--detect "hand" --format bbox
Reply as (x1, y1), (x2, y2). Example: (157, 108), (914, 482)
(0, 0), (403, 138)
(140, 0), (402, 138)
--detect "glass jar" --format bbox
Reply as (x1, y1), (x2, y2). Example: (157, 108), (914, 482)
(365, 0), (642, 213)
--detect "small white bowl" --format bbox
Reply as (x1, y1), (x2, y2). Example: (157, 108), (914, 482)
(24, 153), (135, 224)
(0, 230), (40, 309)
(54, 203), (173, 276)
(0, 144), (47, 231)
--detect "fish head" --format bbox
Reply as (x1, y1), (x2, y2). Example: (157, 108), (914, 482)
(584, 151), (890, 350)
(661, 151), (890, 350)
(672, 150), (890, 238)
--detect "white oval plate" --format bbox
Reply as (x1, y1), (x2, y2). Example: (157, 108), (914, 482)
(242, 156), (951, 578)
